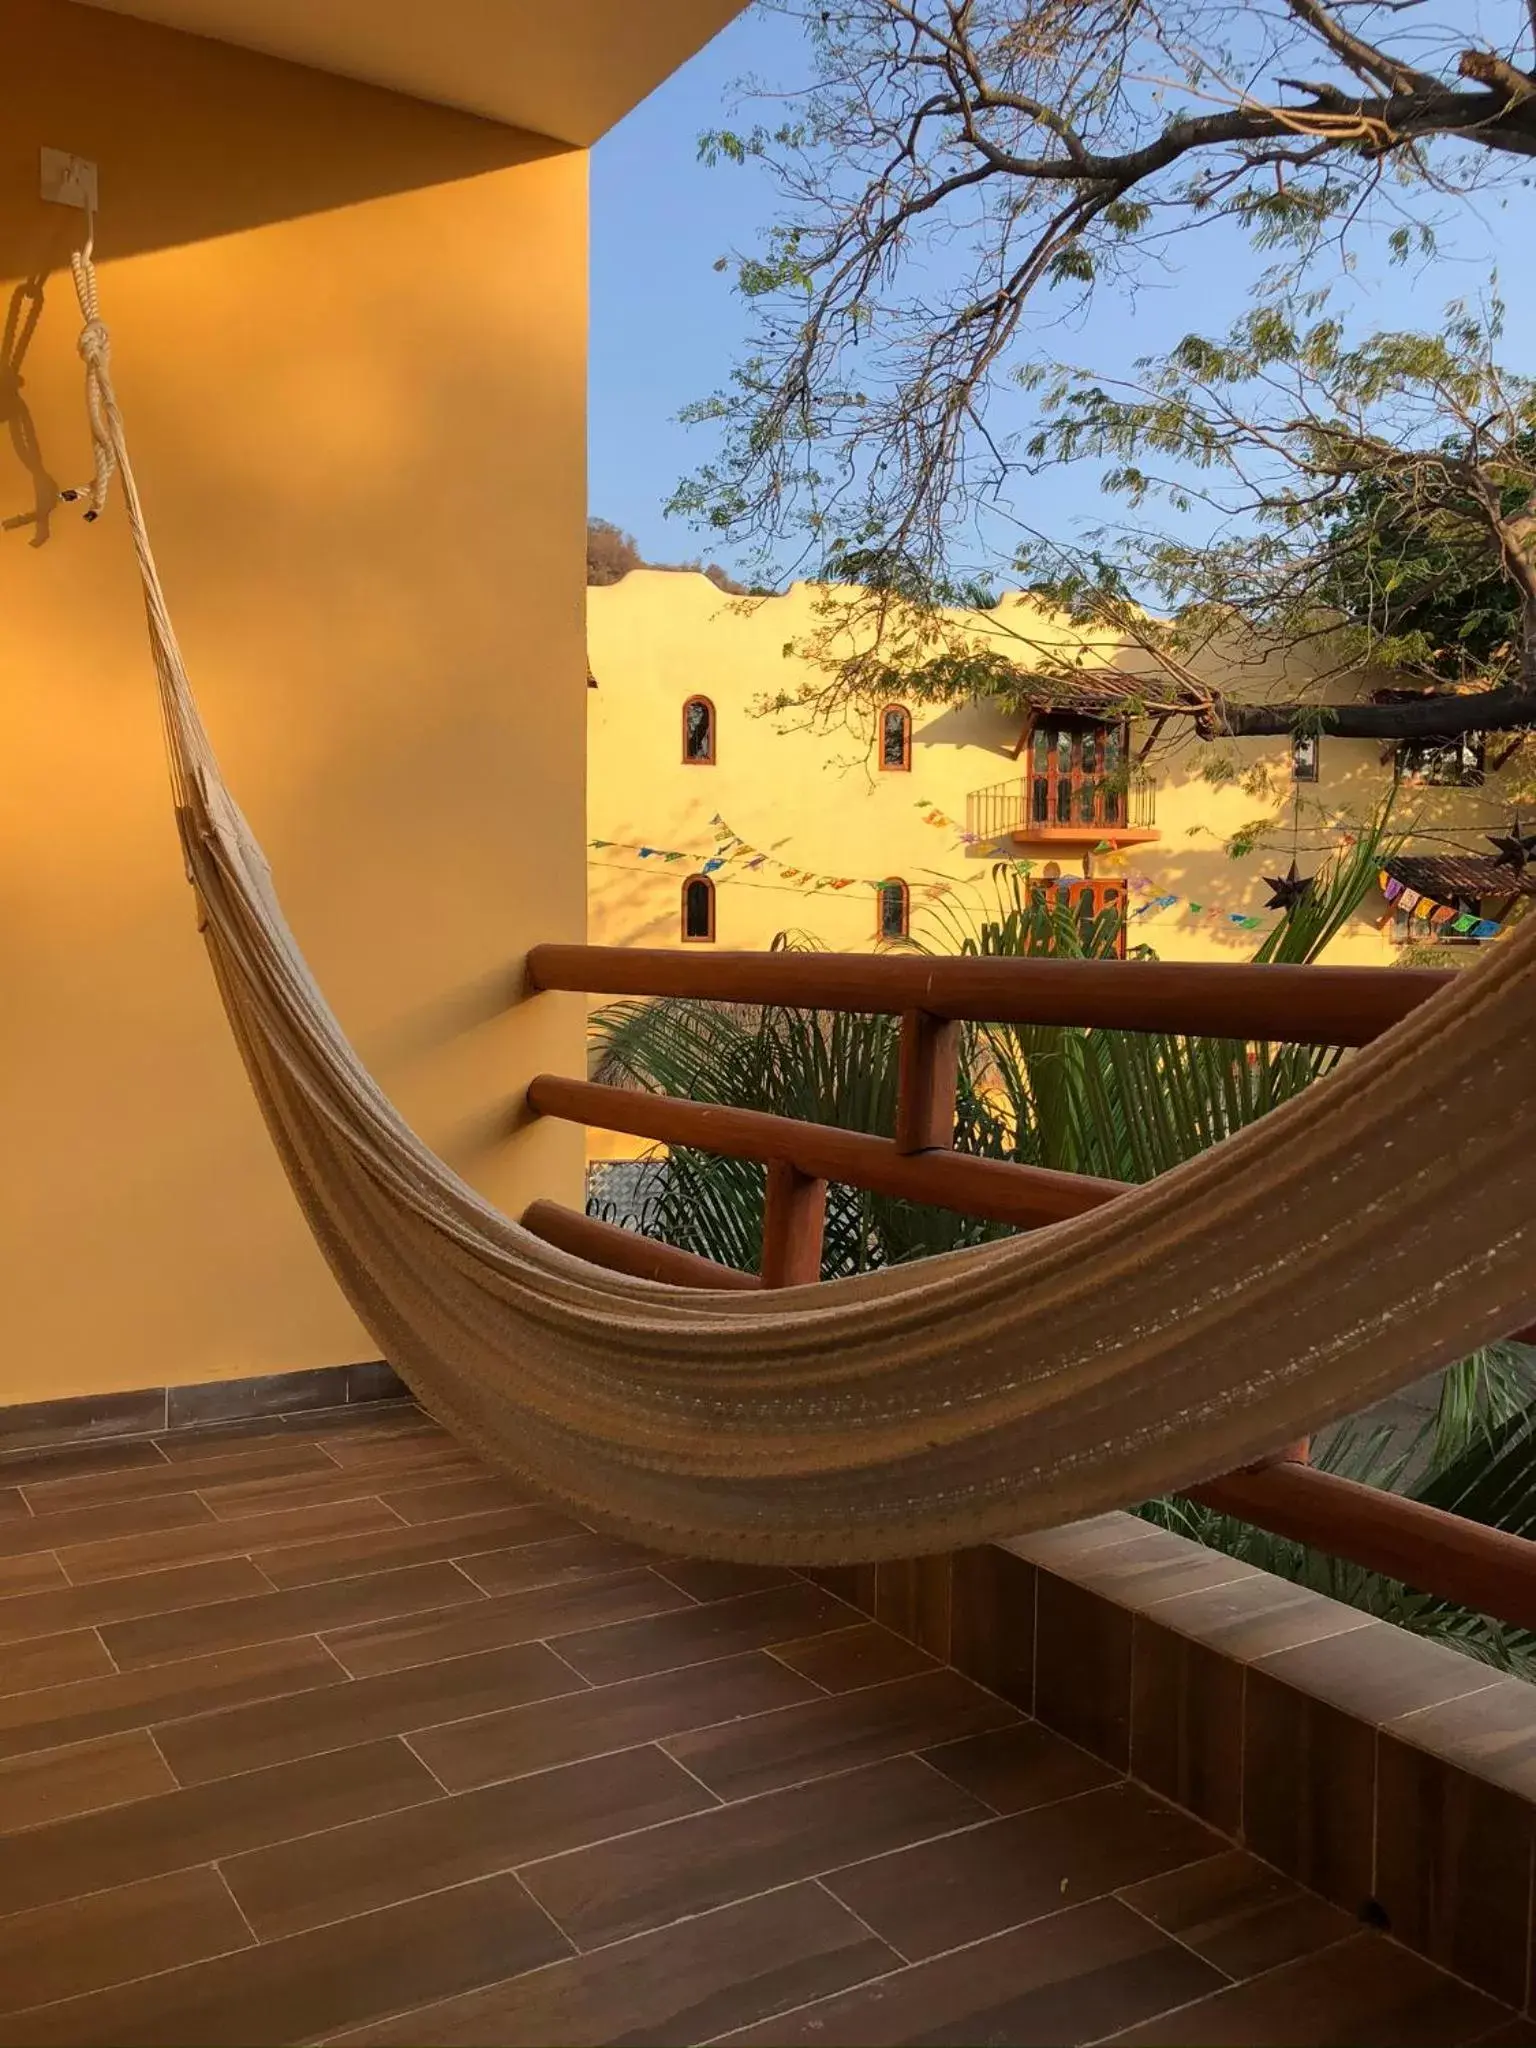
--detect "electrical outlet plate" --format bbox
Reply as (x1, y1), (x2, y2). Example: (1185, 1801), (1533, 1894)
(40, 148), (98, 211)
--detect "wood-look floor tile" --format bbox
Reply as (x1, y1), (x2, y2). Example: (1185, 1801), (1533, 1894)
(102, 1561), (482, 1670)
(919, 1718), (1117, 1814)
(646, 1558), (797, 1602)
(554, 1582), (850, 1686)
(0, 1491), (213, 1563)
(1096, 1927), (1508, 2046)
(0, 1440), (167, 1491)
(0, 1730), (175, 1833)
(253, 1506), (580, 1588)
(0, 1627), (116, 1696)
(0, 1490), (30, 1522)
(226, 1742), (714, 1940)
(379, 1475), (541, 1523)
(1252, 1621), (1502, 1728)
(325, 1567), (694, 1678)
(1374, 1731), (1533, 2011)
(521, 1753), (988, 1951)
(59, 1496), (403, 1585)
(721, 1895), (1225, 2047)
(291, 1418), (458, 1466)
(198, 1469), (412, 1520)
(456, 1530), (651, 1596)
(22, 1443), (336, 1515)
(0, 1865), (253, 2016)
(1242, 1670), (1375, 1916)
(1117, 1847), (1355, 1981)
(150, 1408), (431, 1463)
(770, 1621), (938, 1694)
(0, 1868), (568, 2048)
(827, 1780), (1224, 1962)
(0, 1557), (269, 1649)
(412, 1649), (825, 1792)
(0, 1552), (67, 1600)
(327, 1881), (895, 2048)
(156, 1639), (585, 1785)
(0, 1738), (438, 1916)
(0, 1635), (343, 1764)
(664, 1668), (1017, 1801)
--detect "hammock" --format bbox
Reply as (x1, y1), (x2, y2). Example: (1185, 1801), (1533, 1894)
(63, 246), (1536, 1564)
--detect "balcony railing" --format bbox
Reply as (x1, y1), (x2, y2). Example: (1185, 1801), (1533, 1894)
(521, 942), (1536, 1636)
(966, 770), (1157, 843)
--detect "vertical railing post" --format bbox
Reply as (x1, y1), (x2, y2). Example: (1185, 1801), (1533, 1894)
(760, 1158), (827, 1286)
(895, 1009), (961, 1156)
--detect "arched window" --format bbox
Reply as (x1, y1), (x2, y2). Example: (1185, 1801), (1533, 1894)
(682, 696), (716, 765)
(682, 874), (716, 943)
(879, 704), (912, 772)
(875, 878), (910, 942)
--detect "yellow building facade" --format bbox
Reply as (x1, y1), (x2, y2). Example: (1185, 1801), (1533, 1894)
(587, 570), (1531, 998)
(1, 0), (742, 1406)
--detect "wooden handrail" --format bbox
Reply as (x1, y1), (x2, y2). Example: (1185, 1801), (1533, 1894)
(1191, 1461), (1536, 1633)
(522, 1200), (761, 1289)
(532, 941), (1536, 1629)
(528, 944), (1453, 1047)
(527, 1074), (1128, 1228)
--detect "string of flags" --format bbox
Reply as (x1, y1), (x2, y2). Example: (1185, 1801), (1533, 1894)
(588, 820), (964, 900)
(1378, 872), (1501, 940)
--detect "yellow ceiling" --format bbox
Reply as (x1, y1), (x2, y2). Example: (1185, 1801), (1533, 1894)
(78, 0), (749, 144)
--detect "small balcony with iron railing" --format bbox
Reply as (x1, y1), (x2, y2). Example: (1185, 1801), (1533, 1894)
(967, 720), (1158, 850)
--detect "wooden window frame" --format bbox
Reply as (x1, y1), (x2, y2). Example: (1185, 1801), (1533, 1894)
(875, 877), (910, 942)
(682, 695), (717, 766)
(1030, 876), (1128, 959)
(681, 874), (716, 944)
(879, 704), (913, 773)
(1028, 717), (1130, 827)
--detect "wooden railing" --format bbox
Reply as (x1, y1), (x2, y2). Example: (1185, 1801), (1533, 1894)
(522, 942), (1536, 1632)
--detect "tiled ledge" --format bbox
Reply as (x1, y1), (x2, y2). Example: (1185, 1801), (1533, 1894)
(810, 1510), (1536, 2015)
(0, 1360), (409, 1452)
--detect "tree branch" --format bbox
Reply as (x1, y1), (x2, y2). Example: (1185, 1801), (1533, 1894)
(1211, 686), (1536, 739)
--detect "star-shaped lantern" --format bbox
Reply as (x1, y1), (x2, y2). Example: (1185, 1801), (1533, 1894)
(1264, 859), (1314, 912)
(1487, 817), (1536, 876)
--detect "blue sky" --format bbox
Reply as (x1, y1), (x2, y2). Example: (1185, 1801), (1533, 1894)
(589, 5), (1536, 587)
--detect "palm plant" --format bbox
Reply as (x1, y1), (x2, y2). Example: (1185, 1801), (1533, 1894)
(585, 805), (1536, 1672)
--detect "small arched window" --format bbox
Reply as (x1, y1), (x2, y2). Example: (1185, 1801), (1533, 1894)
(683, 696), (716, 765)
(876, 878), (910, 942)
(879, 704), (912, 772)
(682, 874), (716, 943)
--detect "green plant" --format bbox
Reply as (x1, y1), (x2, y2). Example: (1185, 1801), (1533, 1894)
(585, 800), (1536, 1673)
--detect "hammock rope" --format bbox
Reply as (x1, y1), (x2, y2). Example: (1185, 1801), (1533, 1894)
(62, 240), (1536, 1564)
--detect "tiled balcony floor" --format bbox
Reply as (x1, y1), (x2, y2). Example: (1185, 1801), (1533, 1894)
(0, 1401), (1520, 2046)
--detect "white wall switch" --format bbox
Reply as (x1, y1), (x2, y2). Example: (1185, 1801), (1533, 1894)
(40, 149), (98, 212)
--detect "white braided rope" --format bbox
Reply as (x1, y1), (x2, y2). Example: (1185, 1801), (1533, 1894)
(63, 225), (117, 522)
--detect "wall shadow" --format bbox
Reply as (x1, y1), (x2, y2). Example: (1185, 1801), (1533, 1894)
(2, 0), (568, 283)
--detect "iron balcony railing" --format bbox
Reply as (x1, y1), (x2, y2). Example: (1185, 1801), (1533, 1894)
(521, 942), (1536, 1636)
(966, 771), (1157, 843)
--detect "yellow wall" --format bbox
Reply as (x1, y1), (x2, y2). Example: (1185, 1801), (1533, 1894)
(2, 0), (587, 1401)
(587, 574), (1525, 1155)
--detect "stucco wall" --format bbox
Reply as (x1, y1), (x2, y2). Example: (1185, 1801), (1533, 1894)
(586, 573), (1525, 1160)
(1, 0), (587, 1402)
(588, 573), (1524, 964)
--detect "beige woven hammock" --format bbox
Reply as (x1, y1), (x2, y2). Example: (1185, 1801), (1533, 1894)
(67, 248), (1536, 1564)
